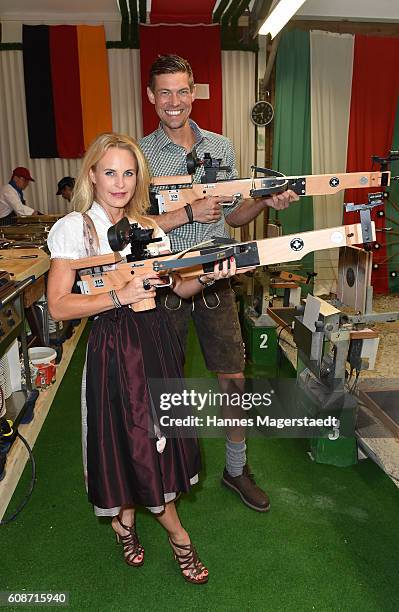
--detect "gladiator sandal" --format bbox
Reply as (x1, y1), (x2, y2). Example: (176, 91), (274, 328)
(113, 515), (144, 567)
(169, 537), (209, 585)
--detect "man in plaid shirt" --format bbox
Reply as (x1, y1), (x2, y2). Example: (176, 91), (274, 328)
(140, 55), (298, 512)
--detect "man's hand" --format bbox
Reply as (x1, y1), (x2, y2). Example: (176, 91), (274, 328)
(191, 195), (233, 223)
(225, 188), (299, 227)
(258, 188), (299, 210)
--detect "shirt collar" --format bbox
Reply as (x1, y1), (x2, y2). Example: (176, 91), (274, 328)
(154, 119), (207, 150)
(9, 180), (25, 203)
(90, 201), (111, 224)
(90, 202), (134, 228)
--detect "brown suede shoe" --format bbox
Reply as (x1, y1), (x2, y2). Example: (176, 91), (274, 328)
(221, 465), (270, 512)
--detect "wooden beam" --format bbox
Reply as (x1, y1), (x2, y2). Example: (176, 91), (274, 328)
(251, 0), (274, 38)
(290, 19), (399, 37)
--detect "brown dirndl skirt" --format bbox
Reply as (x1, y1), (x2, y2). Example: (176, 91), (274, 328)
(84, 306), (201, 511)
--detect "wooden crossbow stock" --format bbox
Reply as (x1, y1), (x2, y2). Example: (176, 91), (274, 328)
(71, 221), (375, 313)
(150, 151), (392, 213)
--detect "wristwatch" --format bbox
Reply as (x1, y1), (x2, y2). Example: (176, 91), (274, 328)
(197, 275), (215, 288)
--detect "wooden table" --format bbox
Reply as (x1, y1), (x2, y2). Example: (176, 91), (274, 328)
(0, 248), (50, 282)
(0, 245), (85, 522)
(15, 214), (63, 224)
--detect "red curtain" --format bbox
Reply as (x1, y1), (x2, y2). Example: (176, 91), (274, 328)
(140, 25), (222, 136)
(150, 0), (217, 24)
(49, 26), (84, 158)
(345, 35), (399, 293)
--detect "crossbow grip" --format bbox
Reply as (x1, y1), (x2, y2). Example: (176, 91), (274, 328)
(131, 297), (156, 312)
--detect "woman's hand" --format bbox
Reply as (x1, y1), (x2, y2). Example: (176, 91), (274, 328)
(116, 273), (159, 305)
(203, 256), (237, 283)
(172, 257), (238, 299)
(198, 257), (256, 286)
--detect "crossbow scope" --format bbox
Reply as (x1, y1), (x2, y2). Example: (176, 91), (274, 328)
(107, 217), (161, 262)
(186, 149), (231, 183)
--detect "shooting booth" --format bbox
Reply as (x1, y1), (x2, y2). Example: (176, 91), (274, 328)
(1, 1), (399, 610)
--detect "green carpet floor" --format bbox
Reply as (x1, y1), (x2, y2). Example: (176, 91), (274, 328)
(2, 324), (399, 611)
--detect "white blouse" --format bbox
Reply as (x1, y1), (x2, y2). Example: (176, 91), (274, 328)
(47, 201), (170, 260)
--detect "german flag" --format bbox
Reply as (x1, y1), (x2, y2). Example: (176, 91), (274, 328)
(22, 25), (112, 159)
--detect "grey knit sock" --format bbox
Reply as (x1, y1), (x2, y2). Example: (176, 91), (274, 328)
(225, 438), (246, 477)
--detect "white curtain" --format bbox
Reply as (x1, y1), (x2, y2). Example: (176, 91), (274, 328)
(0, 48), (142, 214)
(222, 50), (256, 239)
(108, 48), (143, 140)
(310, 30), (354, 294)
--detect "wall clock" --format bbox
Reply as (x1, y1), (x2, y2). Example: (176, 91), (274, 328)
(250, 100), (274, 127)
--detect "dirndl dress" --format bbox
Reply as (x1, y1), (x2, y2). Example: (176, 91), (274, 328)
(81, 305), (201, 515)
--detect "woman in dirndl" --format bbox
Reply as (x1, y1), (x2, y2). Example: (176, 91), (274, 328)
(47, 132), (236, 585)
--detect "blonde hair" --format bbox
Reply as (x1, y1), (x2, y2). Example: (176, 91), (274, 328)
(72, 132), (155, 228)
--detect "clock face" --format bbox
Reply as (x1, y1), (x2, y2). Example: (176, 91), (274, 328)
(251, 100), (274, 127)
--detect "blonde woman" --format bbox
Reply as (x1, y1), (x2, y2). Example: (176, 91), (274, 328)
(47, 133), (236, 584)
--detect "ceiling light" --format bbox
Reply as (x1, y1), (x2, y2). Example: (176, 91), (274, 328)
(259, 0), (307, 39)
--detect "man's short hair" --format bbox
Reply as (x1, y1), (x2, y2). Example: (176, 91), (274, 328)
(148, 54), (194, 92)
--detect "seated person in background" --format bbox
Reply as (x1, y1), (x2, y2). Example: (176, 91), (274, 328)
(0, 167), (41, 226)
(56, 176), (75, 203)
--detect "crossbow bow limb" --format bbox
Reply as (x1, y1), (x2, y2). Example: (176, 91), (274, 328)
(71, 220), (375, 313)
(150, 150), (397, 214)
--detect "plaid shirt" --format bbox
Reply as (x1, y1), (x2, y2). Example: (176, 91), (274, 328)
(139, 120), (239, 252)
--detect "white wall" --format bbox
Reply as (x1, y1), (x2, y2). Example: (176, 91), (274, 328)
(296, 0), (399, 22)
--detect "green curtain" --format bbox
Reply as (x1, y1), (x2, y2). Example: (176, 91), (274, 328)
(387, 103), (399, 293)
(272, 30), (314, 279)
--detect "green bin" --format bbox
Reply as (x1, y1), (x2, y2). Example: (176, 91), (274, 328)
(242, 312), (278, 368)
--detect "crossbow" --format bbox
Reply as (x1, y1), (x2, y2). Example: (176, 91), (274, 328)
(150, 150), (397, 214)
(71, 208), (377, 312)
